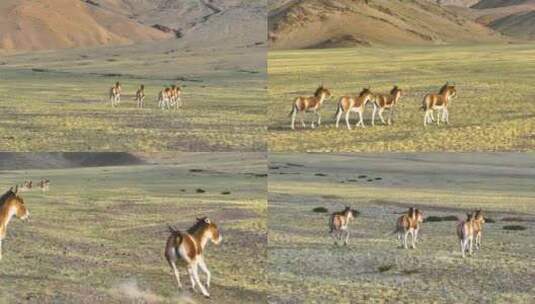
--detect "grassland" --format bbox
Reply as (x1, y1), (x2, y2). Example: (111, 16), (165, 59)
(0, 153), (267, 303)
(268, 44), (535, 152)
(268, 153), (535, 303)
(0, 42), (266, 151)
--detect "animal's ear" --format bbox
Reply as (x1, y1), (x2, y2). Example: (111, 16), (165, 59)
(14, 185), (18, 194)
(204, 218), (211, 224)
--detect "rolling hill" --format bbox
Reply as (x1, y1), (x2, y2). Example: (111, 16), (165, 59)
(268, 0), (505, 49)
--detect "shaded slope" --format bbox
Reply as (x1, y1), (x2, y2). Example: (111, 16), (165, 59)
(0, 0), (169, 51)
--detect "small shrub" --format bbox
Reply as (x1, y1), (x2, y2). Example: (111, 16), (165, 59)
(484, 217), (496, 223)
(312, 207), (328, 213)
(196, 188), (206, 193)
(503, 225), (526, 231)
(315, 173), (327, 177)
(221, 191), (231, 195)
(378, 264), (394, 273)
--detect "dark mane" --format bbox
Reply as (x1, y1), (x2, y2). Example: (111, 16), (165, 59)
(187, 217), (209, 234)
(359, 88), (371, 97)
(0, 189), (15, 207)
(439, 83), (450, 94)
(314, 86), (324, 97)
(390, 86), (400, 95)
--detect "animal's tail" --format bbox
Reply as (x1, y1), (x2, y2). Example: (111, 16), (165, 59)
(289, 103), (297, 117)
(420, 96), (428, 111)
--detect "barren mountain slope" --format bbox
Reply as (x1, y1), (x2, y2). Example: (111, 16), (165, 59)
(269, 0), (504, 49)
(0, 0), (170, 51)
(0, 0), (266, 51)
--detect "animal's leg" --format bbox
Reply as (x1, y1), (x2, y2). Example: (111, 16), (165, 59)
(344, 230), (350, 246)
(0, 240), (2, 260)
(424, 111), (428, 126)
(469, 237), (473, 256)
(403, 231), (409, 249)
(317, 111), (321, 127)
(187, 266), (197, 290)
(411, 230), (416, 249)
(397, 231), (403, 248)
(291, 108), (297, 130)
(335, 108), (342, 128)
(477, 232), (481, 250)
(379, 108), (386, 125)
(372, 104), (377, 126)
(357, 110), (365, 128)
(198, 257), (211, 288)
(331, 231), (338, 245)
(311, 111), (316, 129)
(460, 239), (465, 258)
(300, 112), (306, 128)
(192, 262), (210, 298)
(170, 261), (182, 289)
(444, 108), (449, 124)
(345, 111), (351, 130)
(437, 110), (441, 125)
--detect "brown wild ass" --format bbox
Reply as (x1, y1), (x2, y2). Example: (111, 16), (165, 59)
(158, 87), (172, 109)
(422, 83), (457, 126)
(371, 86), (403, 126)
(290, 86), (332, 130)
(109, 81), (122, 107)
(394, 207), (424, 249)
(135, 85), (145, 108)
(169, 85), (183, 110)
(19, 180), (32, 192)
(329, 206), (355, 246)
(165, 217), (222, 298)
(457, 212), (475, 258)
(335, 88), (374, 129)
(0, 186), (30, 260)
(471, 209), (485, 250)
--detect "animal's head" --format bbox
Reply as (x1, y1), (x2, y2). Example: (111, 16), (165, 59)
(140, 84), (144, 90)
(197, 217), (222, 245)
(344, 206), (354, 220)
(466, 212), (473, 222)
(415, 209), (424, 223)
(115, 81), (121, 87)
(391, 85), (402, 99)
(359, 88), (373, 101)
(6, 186), (30, 221)
(473, 209), (485, 224)
(440, 83), (456, 98)
(315, 85), (332, 99)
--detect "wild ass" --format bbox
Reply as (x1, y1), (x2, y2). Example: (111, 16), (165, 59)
(165, 217), (222, 298)
(329, 206), (355, 246)
(472, 209), (485, 250)
(158, 87), (172, 109)
(37, 179), (50, 192)
(335, 88), (374, 129)
(109, 82), (122, 107)
(19, 181), (32, 192)
(372, 86), (403, 126)
(169, 85), (183, 110)
(395, 207), (424, 249)
(135, 85), (145, 108)
(422, 83), (457, 126)
(0, 186), (30, 260)
(289, 86), (332, 130)
(457, 212), (475, 258)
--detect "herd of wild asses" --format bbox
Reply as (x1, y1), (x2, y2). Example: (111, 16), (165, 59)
(0, 186), (220, 299)
(330, 206), (485, 258)
(289, 82), (457, 129)
(19, 179), (50, 192)
(109, 82), (183, 110)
